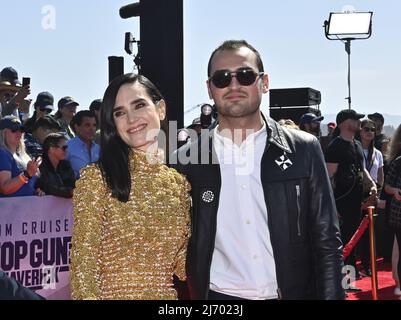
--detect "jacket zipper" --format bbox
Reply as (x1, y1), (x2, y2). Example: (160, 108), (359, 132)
(296, 185), (301, 237)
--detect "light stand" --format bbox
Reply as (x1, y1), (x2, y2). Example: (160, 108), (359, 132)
(324, 11), (373, 109)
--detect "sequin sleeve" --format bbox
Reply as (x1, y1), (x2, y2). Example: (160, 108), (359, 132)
(70, 165), (106, 300)
(173, 173), (192, 281)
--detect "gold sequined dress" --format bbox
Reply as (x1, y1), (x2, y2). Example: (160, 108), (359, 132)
(70, 150), (191, 300)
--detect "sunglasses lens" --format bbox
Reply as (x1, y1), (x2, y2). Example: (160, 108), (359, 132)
(211, 71), (232, 88)
(236, 69), (257, 86)
(211, 69), (260, 88)
(363, 127), (375, 132)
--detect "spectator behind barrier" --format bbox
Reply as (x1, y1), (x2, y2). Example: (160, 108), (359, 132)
(0, 116), (40, 197)
(25, 116), (61, 159)
(0, 67), (31, 118)
(54, 96), (79, 139)
(35, 133), (75, 198)
(384, 123), (401, 298)
(368, 112), (389, 153)
(299, 112), (324, 138)
(66, 110), (99, 179)
(355, 118), (385, 277)
(23, 92), (54, 134)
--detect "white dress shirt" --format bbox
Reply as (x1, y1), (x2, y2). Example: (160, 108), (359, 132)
(210, 124), (278, 300)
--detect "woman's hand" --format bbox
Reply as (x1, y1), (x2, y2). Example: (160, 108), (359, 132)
(26, 157), (42, 177)
(36, 188), (46, 197)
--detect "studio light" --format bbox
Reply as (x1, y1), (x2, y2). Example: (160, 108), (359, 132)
(324, 11), (373, 109)
(326, 12), (373, 39)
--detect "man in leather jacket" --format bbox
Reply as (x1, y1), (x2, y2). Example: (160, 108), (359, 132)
(171, 40), (344, 300)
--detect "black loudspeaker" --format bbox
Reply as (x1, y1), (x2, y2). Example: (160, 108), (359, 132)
(119, 0), (184, 128)
(108, 56), (124, 84)
(269, 87), (321, 107)
(139, 0), (184, 129)
(269, 107), (321, 125)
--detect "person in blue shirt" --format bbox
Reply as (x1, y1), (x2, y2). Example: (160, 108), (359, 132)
(66, 110), (99, 179)
(0, 116), (41, 197)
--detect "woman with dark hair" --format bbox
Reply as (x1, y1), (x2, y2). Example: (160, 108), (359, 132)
(70, 73), (190, 300)
(384, 124), (401, 298)
(35, 133), (75, 198)
(355, 119), (384, 276)
(356, 119), (384, 190)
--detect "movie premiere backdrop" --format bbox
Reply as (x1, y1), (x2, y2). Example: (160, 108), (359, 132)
(0, 196), (72, 299)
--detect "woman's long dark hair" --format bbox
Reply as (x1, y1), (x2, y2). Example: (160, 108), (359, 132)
(98, 73), (166, 203)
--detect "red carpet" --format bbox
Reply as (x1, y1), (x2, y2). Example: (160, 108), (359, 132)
(346, 259), (399, 300)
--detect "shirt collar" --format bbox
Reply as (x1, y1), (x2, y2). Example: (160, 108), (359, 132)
(214, 123), (267, 149)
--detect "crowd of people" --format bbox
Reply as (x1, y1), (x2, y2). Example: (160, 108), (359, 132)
(1, 39), (401, 301)
(0, 66), (102, 199)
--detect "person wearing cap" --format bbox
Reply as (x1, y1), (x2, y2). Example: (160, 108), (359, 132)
(0, 116), (41, 197)
(368, 112), (388, 153)
(325, 109), (377, 289)
(299, 112), (324, 138)
(23, 92), (54, 134)
(0, 67), (31, 118)
(54, 96), (79, 139)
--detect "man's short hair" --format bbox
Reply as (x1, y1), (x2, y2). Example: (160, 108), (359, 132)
(71, 110), (97, 127)
(207, 40), (264, 77)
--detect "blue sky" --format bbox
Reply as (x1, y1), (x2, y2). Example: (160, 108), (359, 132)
(2, 1), (401, 125)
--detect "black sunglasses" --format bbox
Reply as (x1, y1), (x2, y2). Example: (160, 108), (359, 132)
(11, 128), (23, 133)
(362, 127), (376, 133)
(209, 69), (264, 89)
(39, 109), (52, 114)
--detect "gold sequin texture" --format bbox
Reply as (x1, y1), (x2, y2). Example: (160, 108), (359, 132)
(70, 150), (191, 300)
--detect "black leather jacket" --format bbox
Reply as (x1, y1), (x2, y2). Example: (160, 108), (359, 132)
(171, 116), (345, 300)
(35, 159), (76, 198)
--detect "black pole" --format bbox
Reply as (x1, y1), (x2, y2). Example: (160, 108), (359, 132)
(345, 39), (352, 109)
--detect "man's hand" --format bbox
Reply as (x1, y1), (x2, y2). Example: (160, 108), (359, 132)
(394, 189), (401, 202)
(14, 85), (31, 104)
(19, 99), (32, 113)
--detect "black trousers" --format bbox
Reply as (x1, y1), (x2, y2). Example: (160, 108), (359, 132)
(338, 200), (362, 273)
